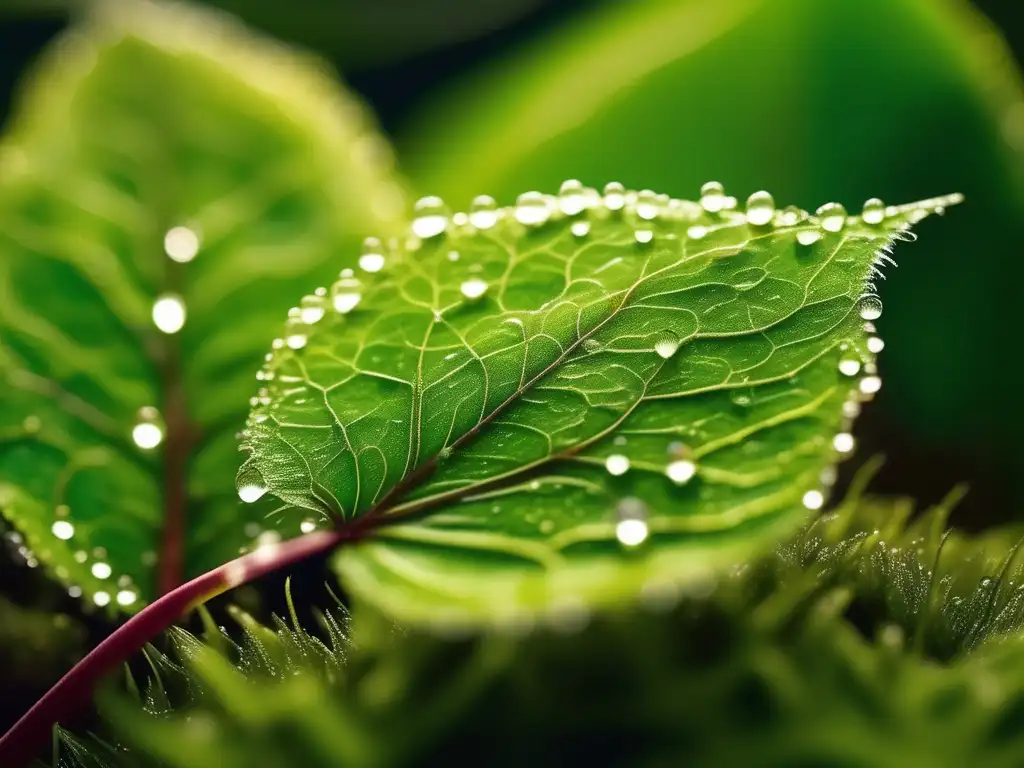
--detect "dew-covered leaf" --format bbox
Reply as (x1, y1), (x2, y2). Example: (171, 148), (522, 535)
(241, 183), (956, 627)
(0, 0), (406, 608)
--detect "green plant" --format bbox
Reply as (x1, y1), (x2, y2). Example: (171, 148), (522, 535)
(0, 0), (1019, 766)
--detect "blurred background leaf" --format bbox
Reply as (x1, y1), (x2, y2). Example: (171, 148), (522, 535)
(398, 0), (1024, 523)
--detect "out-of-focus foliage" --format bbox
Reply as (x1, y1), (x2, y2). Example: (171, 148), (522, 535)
(52, 487), (1024, 768)
(0, 0), (407, 608)
(400, 0), (1024, 487)
(243, 181), (951, 629)
(0, 595), (84, 687)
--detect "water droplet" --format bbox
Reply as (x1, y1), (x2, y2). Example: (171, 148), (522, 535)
(571, 220), (590, 237)
(164, 226), (200, 263)
(332, 273), (363, 314)
(411, 196), (449, 238)
(116, 589), (137, 607)
(687, 225), (708, 240)
(469, 195), (499, 230)
(843, 399), (862, 418)
(666, 459), (696, 485)
(359, 237), (386, 273)
(635, 189), (659, 221)
(51, 520), (74, 540)
(797, 229), (822, 246)
(862, 198), (886, 225)
(859, 297), (883, 320)
(68, 586), (82, 598)
(152, 294), (186, 334)
(237, 466), (268, 504)
(654, 331), (680, 359)
(539, 519), (555, 534)
(867, 336), (885, 353)
(299, 294), (327, 325)
(745, 190), (775, 226)
(838, 358), (861, 377)
(460, 278), (489, 300)
(559, 179), (587, 216)
(91, 561), (112, 579)
(514, 191), (552, 226)
(816, 202), (847, 233)
(605, 454), (630, 476)
(803, 490), (825, 510)
(300, 519), (317, 534)
(132, 408), (164, 450)
(833, 432), (855, 453)
(700, 181), (726, 213)
(780, 205), (805, 226)
(93, 591), (111, 607)
(603, 181), (626, 211)
(615, 497), (648, 546)
(860, 376), (882, 395)
(634, 229), (654, 244)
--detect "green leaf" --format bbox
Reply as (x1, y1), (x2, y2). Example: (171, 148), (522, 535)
(399, 0), (1024, 482)
(0, 0), (407, 608)
(241, 183), (956, 627)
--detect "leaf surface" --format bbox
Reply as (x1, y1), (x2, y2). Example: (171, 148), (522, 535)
(0, 0), (406, 607)
(241, 184), (956, 626)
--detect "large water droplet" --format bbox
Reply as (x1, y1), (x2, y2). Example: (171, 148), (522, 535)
(816, 202), (847, 233)
(653, 331), (680, 359)
(237, 466), (268, 504)
(299, 294), (328, 325)
(838, 358), (861, 377)
(860, 375), (882, 395)
(605, 454), (630, 476)
(802, 490), (825, 510)
(859, 297), (883, 320)
(51, 520), (74, 540)
(359, 237), (386, 273)
(469, 195), (499, 230)
(559, 179), (587, 216)
(780, 205), (806, 227)
(163, 226), (200, 263)
(411, 196), (450, 238)
(745, 190), (775, 226)
(666, 459), (696, 485)
(700, 181), (726, 213)
(615, 497), (648, 546)
(861, 198), (886, 225)
(603, 181), (626, 211)
(514, 191), (552, 226)
(833, 432), (855, 453)
(571, 221), (590, 238)
(300, 519), (317, 534)
(460, 278), (488, 300)
(152, 294), (186, 334)
(132, 407), (164, 450)
(635, 189), (659, 221)
(867, 336), (885, 353)
(116, 589), (137, 607)
(634, 229), (654, 244)
(91, 561), (112, 579)
(332, 272), (363, 314)
(797, 229), (822, 246)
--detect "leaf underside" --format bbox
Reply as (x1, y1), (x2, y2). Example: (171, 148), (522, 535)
(0, 0), (405, 608)
(242, 184), (958, 627)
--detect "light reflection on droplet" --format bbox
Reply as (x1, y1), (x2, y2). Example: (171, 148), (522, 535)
(116, 589), (137, 606)
(91, 561), (112, 579)
(93, 591), (111, 607)
(152, 294), (186, 334)
(460, 278), (488, 300)
(867, 337), (885, 353)
(51, 520), (75, 540)
(666, 459), (696, 485)
(616, 518), (649, 547)
(605, 454), (630, 476)
(802, 490), (825, 510)
(163, 226), (200, 263)
(833, 432), (855, 453)
(838, 358), (861, 377)
(860, 376), (882, 394)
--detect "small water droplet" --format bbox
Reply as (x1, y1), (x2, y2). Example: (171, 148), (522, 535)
(359, 237), (386, 273)
(803, 490), (825, 510)
(867, 336), (885, 353)
(859, 297), (883, 320)
(654, 331), (680, 359)
(816, 202), (847, 233)
(635, 189), (659, 221)
(116, 589), (137, 607)
(460, 278), (488, 300)
(687, 225), (707, 240)
(411, 196), (449, 238)
(514, 191), (552, 226)
(152, 294), (186, 334)
(164, 226), (200, 263)
(237, 465), (268, 504)
(797, 229), (822, 246)
(571, 220), (590, 237)
(469, 195), (499, 229)
(603, 181), (626, 211)
(51, 520), (74, 540)
(780, 205), (805, 226)
(700, 181), (726, 213)
(332, 274), (363, 314)
(861, 198), (886, 225)
(132, 407), (164, 450)
(93, 591), (111, 607)
(666, 459), (696, 485)
(859, 376), (882, 395)
(838, 358), (861, 377)
(615, 497), (648, 547)
(634, 229), (654, 244)
(745, 190), (775, 226)
(843, 399), (862, 418)
(91, 561), (112, 579)
(559, 179), (587, 216)
(68, 585), (82, 598)
(730, 391), (752, 407)
(605, 454), (630, 476)
(833, 432), (855, 453)
(300, 519), (317, 534)
(299, 294), (328, 325)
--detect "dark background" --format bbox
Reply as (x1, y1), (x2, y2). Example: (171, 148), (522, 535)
(0, 0), (1021, 739)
